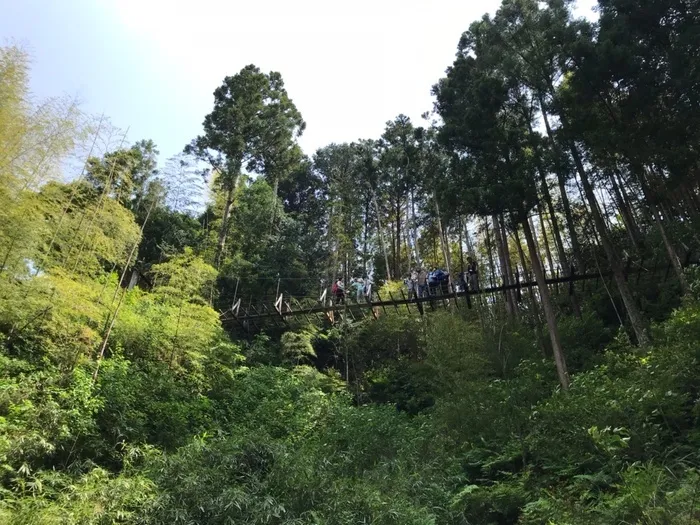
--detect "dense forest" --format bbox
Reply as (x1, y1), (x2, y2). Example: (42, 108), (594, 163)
(1, 0), (700, 523)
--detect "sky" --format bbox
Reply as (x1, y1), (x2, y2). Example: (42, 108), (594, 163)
(1, 0), (598, 168)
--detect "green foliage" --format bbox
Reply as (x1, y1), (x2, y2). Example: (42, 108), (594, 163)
(150, 247), (216, 303)
(0, 271), (107, 364)
(2, 2), (700, 520)
(84, 139), (160, 211)
(280, 327), (317, 364)
(557, 309), (614, 371)
(95, 357), (215, 454)
(0, 466), (156, 525)
(217, 178), (314, 302)
(37, 181), (142, 277)
(0, 358), (101, 477)
(143, 397), (460, 525)
(0, 46), (84, 278)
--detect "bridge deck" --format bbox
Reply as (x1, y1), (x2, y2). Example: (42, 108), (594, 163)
(220, 265), (653, 326)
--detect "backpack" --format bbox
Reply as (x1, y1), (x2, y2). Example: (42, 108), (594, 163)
(332, 282), (338, 294)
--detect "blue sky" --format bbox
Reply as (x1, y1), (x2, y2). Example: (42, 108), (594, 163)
(2, 0), (597, 169)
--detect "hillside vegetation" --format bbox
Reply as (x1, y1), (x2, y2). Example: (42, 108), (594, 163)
(1, 0), (700, 523)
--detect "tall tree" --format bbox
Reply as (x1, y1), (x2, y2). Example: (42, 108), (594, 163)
(313, 144), (364, 286)
(85, 140), (161, 214)
(434, 20), (570, 388)
(482, 0), (651, 344)
(378, 115), (420, 278)
(186, 65), (305, 267)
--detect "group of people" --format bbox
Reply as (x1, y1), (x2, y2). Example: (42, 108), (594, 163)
(405, 256), (479, 299)
(329, 256), (479, 305)
(332, 276), (372, 305)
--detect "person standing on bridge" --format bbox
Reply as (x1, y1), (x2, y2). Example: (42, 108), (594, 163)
(417, 268), (428, 298)
(405, 274), (415, 299)
(458, 270), (468, 293)
(467, 256), (479, 292)
(363, 275), (372, 301)
(352, 278), (364, 303)
(409, 268), (418, 299)
(333, 278), (345, 304)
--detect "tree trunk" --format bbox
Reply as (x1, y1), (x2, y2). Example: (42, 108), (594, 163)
(534, 207), (556, 277)
(538, 168), (568, 272)
(539, 95), (584, 270)
(500, 216), (519, 317)
(459, 216), (465, 273)
(650, 201), (688, 294)
(395, 198), (401, 278)
(435, 197), (452, 283)
(389, 221), (396, 275)
(403, 221), (413, 270)
(327, 202), (337, 292)
(371, 188), (392, 280)
(216, 183), (236, 268)
(568, 143), (650, 345)
(529, 119), (569, 274)
(523, 218), (570, 389)
(270, 176), (279, 226)
(514, 227), (547, 357)
(484, 218), (497, 289)
(493, 214), (516, 318)
(362, 199), (370, 275)
(639, 166), (689, 294)
(610, 171), (642, 251)
(465, 220), (475, 256)
(410, 191), (421, 266)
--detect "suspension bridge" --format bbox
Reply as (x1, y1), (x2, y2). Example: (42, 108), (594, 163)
(220, 254), (695, 331)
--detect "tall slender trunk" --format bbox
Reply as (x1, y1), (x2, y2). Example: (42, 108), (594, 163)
(535, 207), (555, 277)
(362, 199), (370, 275)
(395, 197), (402, 278)
(493, 214), (516, 318)
(616, 171), (641, 216)
(484, 218), (497, 289)
(435, 197), (452, 283)
(403, 222), (413, 270)
(410, 191), (420, 266)
(529, 119), (569, 273)
(650, 201), (688, 294)
(568, 142), (649, 345)
(540, 203), (582, 317)
(523, 218), (570, 389)
(216, 182), (236, 268)
(371, 188), (391, 280)
(610, 171), (642, 251)
(389, 222), (396, 275)
(500, 216), (519, 317)
(270, 176), (279, 226)
(514, 227), (547, 357)
(327, 202), (338, 290)
(598, 186), (617, 233)
(465, 221), (475, 256)
(538, 168), (568, 272)
(458, 216), (465, 273)
(539, 95), (583, 270)
(639, 167), (689, 294)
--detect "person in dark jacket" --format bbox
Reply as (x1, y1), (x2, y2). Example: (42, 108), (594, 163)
(467, 256), (479, 291)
